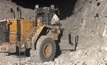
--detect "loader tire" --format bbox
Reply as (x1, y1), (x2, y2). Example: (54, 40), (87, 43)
(30, 36), (56, 62)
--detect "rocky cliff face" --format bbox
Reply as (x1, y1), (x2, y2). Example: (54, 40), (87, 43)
(63, 0), (107, 49)
(0, 0), (35, 20)
(0, 0), (107, 65)
(60, 0), (107, 65)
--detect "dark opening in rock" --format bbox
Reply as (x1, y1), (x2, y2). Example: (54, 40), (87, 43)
(97, 2), (101, 6)
(89, 1), (92, 3)
(94, 13), (99, 18)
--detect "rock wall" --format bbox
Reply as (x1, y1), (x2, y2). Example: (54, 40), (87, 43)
(0, 0), (35, 20)
(62, 0), (107, 50)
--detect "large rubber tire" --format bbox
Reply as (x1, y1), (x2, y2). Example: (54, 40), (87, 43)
(30, 36), (56, 62)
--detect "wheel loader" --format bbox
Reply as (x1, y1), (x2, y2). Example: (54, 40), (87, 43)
(0, 5), (77, 62)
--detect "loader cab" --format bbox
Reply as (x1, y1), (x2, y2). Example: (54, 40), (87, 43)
(36, 10), (48, 25)
(35, 6), (59, 25)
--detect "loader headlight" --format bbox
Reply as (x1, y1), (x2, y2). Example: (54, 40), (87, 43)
(35, 4), (39, 9)
(51, 5), (54, 9)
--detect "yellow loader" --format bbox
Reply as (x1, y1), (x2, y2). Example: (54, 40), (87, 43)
(0, 5), (77, 62)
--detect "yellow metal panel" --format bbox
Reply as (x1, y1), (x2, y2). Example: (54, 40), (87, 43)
(9, 19), (34, 44)
(9, 20), (17, 43)
(20, 19), (34, 41)
(53, 33), (59, 40)
(35, 26), (44, 35)
(32, 26), (44, 43)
